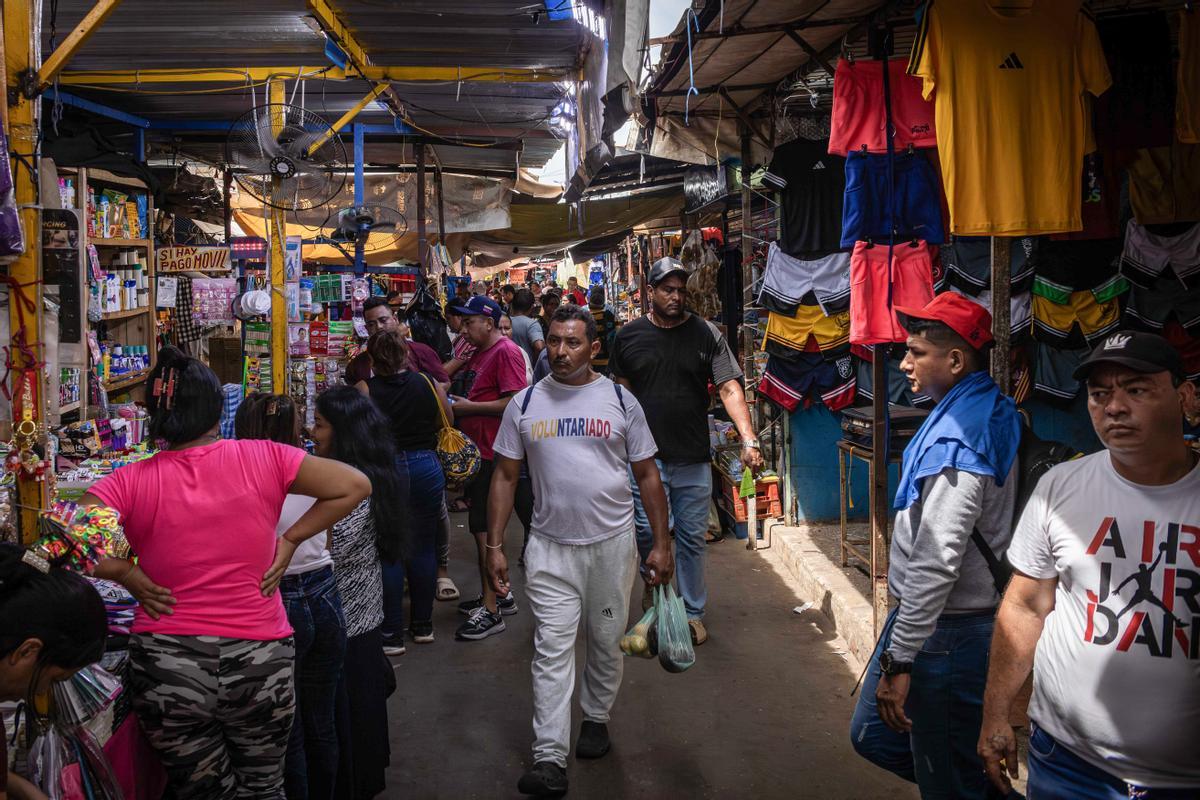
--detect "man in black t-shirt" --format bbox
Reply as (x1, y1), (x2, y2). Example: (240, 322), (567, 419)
(610, 257), (763, 646)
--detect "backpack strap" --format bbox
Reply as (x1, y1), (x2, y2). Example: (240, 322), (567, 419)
(613, 381), (626, 412)
(971, 527), (1013, 596)
(519, 385), (537, 414)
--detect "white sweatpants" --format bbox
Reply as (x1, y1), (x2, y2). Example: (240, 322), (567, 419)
(524, 530), (638, 767)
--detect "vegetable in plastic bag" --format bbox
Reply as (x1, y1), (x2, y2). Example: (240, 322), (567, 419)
(654, 584), (695, 673)
(620, 606), (657, 658)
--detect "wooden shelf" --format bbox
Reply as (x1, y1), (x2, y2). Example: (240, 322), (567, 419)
(85, 168), (148, 190)
(99, 307), (150, 323)
(103, 369), (150, 393)
(58, 400), (81, 414)
(92, 237), (151, 248)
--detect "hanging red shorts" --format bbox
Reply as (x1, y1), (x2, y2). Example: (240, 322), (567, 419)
(828, 58), (937, 155)
(849, 240), (935, 345)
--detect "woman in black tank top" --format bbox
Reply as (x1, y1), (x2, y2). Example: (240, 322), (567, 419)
(356, 330), (454, 648)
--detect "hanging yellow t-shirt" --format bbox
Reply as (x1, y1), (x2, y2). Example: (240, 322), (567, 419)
(908, 1), (1111, 236)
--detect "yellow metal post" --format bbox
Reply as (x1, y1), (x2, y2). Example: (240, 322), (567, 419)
(5, 0), (49, 541)
(268, 79), (289, 394)
(36, 0), (124, 90)
(306, 84), (387, 157)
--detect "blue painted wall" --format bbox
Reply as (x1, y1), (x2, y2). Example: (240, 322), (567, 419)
(788, 405), (901, 524)
(788, 394), (1099, 524)
(1021, 395), (1101, 455)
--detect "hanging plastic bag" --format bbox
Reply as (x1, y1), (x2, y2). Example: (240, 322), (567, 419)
(654, 584), (695, 673)
(620, 605), (657, 659)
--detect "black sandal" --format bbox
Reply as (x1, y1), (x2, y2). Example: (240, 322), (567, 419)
(705, 530), (725, 544)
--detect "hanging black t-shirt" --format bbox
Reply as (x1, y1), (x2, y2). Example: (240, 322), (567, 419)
(763, 137), (846, 257)
(609, 314), (743, 464)
(366, 371), (441, 452)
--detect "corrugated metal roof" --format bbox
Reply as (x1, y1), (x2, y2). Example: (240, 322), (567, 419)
(39, 1), (579, 172)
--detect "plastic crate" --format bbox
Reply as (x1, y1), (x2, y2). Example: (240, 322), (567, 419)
(719, 476), (781, 522)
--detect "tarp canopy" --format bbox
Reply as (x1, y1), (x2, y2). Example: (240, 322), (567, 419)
(641, 0), (883, 166)
(469, 190), (685, 263)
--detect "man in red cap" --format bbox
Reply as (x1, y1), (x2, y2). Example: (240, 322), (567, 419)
(850, 292), (1023, 798)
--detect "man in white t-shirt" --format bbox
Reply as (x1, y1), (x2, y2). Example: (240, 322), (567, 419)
(487, 305), (674, 798)
(979, 331), (1200, 798)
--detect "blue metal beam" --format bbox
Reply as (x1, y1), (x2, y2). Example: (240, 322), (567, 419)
(133, 128), (146, 162)
(43, 88), (150, 128)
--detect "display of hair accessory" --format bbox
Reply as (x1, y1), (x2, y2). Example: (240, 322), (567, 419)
(33, 502), (128, 575)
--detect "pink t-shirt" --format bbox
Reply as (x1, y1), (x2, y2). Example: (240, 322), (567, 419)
(459, 336), (528, 460)
(90, 439), (305, 640)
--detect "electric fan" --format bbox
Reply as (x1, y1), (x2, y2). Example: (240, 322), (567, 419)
(326, 204), (408, 253)
(226, 104), (347, 211)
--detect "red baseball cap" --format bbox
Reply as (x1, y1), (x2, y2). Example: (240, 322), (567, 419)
(894, 292), (994, 349)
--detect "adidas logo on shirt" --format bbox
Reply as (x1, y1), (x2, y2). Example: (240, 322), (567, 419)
(601, 608), (614, 619)
(999, 52), (1024, 70)
(812, 161), (826, 170)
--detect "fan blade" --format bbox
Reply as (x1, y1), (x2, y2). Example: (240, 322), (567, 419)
(254, 117), (283, 162)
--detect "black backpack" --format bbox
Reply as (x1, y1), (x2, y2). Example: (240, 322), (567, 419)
(972, 422), (1081, 595)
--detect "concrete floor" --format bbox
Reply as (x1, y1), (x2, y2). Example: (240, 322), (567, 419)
(384, 513), (918, 800)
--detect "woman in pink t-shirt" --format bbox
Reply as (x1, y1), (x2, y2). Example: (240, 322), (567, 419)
(86, 348), (370, 800)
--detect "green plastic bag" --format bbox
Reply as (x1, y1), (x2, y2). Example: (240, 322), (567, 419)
(654, 584), (695, 673)
(619, 605), (657, 659)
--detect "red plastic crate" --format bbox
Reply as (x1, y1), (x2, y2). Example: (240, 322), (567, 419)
(719, 477), (781, 522)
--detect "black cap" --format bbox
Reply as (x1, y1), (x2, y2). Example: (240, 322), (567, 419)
(648, 257), (688, 286)
(1072, 330), (1184, 381)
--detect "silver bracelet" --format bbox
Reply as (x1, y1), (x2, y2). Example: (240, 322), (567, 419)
(485, 541), (504, 550)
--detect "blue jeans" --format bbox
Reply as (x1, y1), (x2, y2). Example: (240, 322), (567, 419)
(279, 565), (346, 800)
(630, 459), (711, 620)
(382, 449), (445, 635)
(1027, 721), (1197, 799)
(850, 606), (1016, 799)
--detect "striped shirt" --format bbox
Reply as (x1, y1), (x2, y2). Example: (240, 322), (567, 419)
(329, 499), (384, 637)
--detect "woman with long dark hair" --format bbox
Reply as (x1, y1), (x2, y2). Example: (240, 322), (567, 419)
(356, 330), (449, 653)
(236, 393), (347, 800)
(85, 347), (371, 800)
(0, 543), (107, 798)
(310, 386), (405, 800)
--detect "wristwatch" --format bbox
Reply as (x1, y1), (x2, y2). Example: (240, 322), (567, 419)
(741, 438), (761, 449)
(879, 651), (913, 676)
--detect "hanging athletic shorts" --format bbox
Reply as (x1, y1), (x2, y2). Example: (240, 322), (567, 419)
(764, 304), (851, 353)
(949, 288), (1033, 341)
(840, 151), (945, 248)
(854, 353), (933, 408)
(828, 58), (936, 155)
(849, 241), (935, 345)
(1032, 289), (1122, 347)
(1123, 274), (1200, 336)
(1033, 343), (1092, 403)
(941, 236), (1037, 295)
(1120, 220), (1200, 290)
(758, 243), (852, 316)
(1034, 238), (1127, 303)
(758, 351), (856, 413)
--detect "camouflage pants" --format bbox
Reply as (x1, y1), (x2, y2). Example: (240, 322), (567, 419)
(130, 634), (296, 800)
